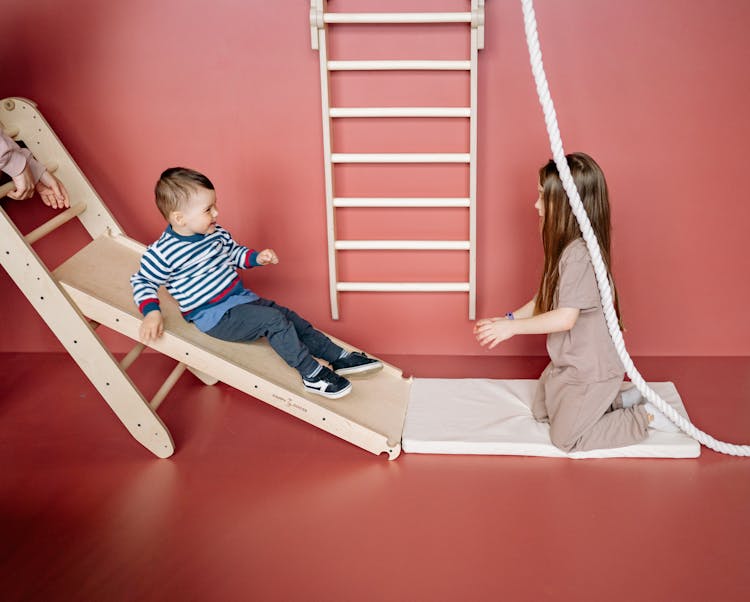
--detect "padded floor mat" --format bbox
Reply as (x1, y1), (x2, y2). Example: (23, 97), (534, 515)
(402, 379), (701, 458)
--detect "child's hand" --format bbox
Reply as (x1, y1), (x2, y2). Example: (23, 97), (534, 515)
(256, 248), (279, 265)
(474, 317), (516, 349)
(139, 311), (164, 343)
(35, 171), (70, 209)
(8, 165), (35, 200)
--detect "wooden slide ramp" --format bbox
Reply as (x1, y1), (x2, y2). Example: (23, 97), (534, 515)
(1, 97), (410, 459)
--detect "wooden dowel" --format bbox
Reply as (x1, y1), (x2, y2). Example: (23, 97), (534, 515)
(150, 362), (188, 411)
(324, 12), (472, 24)
(328, 60), (470, 71)
(331, 153), (470, 164)
(334, 197), (470, 208)
(120, 342), (146, 371)
(330, 107), (471, 118)
(337, 282), (470, 292)
(335, 240), (470, 251)
(24, 203), (86, 244)
(0, 181), (15, 199)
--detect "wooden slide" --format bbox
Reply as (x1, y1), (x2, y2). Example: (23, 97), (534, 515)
(0, 97), (410, 459)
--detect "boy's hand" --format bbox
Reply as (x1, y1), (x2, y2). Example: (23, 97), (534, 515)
(474, 317), (516, 349)
(139, 311), (164, 343)
(256, 248), (279, 265)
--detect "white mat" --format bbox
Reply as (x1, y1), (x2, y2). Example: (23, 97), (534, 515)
(402, 379), (701, 458)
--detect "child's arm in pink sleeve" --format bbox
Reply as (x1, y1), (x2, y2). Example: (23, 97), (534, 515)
(0, 131), (45, 182)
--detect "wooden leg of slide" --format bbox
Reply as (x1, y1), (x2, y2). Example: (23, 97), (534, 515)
(0, 210), (174, 458)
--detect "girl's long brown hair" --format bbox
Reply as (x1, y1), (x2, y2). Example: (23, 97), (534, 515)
(533, 152), (621, 323)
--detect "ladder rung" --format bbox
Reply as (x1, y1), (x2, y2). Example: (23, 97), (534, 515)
(324, 12), (473, 24)
(331, 153), (470, 164)
(24, 203), (87, 245)
(150, 362), (188, 411)
(337, 282), (471, 292)
(335, 240), (470, 251)
(0, 180), (16, 199)
(328, 60), (470, 71)
(334, 197), (471, 208)
(330, 107), (471, 118)
(119, 342), (146, 371)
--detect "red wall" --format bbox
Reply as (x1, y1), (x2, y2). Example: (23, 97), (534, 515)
(1, 0), (748, 356)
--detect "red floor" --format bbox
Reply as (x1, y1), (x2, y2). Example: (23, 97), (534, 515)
(1, 353), (750, 601)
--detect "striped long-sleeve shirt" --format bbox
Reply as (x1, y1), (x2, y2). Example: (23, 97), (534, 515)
(130, 225), (261, 319)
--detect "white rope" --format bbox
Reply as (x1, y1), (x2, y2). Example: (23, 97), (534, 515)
(520, 0), (749, 456)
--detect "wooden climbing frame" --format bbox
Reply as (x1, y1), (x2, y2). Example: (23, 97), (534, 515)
(0, 97), (411, 459)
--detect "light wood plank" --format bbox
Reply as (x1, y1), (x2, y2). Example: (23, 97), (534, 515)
(335, 240), (470, 251)
(328, 60), (470, 71)
(324, 12), (472, 24)
(334, 198), (471, 208)
(337, 282), (471, 292)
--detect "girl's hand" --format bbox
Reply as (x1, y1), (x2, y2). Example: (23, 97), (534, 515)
(474, 317), (517, 349)
(256, 248), (279, 265)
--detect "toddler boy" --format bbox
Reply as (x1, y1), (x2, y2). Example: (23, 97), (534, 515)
(130, 167), (381, 399)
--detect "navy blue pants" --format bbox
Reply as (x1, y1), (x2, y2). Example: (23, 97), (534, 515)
(205, 298), (342, 377)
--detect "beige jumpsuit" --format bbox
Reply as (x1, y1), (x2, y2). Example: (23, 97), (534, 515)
(532, 238), (650, 452)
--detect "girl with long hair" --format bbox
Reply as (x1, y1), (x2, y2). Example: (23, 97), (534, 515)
(474, 152), (677, 452)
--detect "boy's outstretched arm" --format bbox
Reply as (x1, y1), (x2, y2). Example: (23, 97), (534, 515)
(255, 248), (279, 265)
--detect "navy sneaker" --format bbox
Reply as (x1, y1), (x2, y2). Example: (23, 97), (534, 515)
(303, 366), (352, 399)
(331, 352), (383, 376)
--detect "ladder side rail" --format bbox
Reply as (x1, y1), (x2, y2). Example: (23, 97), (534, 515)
(0, 207), (173, 457)
(468, 0), (480, 320)
(314, 1), (340, 320)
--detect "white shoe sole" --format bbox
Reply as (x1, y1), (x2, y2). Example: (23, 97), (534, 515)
(334, 361), (383, 376)
(304, 382), (353, 399)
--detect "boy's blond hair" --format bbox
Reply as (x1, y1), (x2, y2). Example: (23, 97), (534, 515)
(155, 167), (214, 220)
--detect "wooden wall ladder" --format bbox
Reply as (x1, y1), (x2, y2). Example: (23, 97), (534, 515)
(310, 0), (485, 319)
